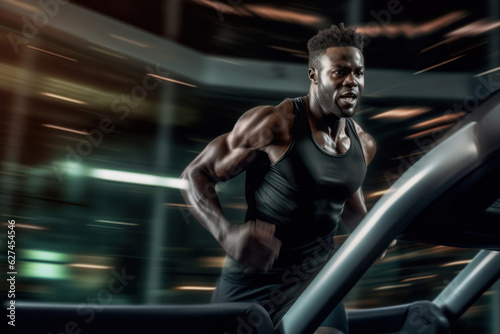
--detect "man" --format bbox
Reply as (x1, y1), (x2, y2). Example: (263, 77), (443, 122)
(181, 24), (375, 334)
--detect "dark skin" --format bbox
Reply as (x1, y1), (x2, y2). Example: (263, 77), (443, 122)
(181, 46), (376, 334)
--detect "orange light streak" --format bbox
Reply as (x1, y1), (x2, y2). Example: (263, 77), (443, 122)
(411, 112), (466, 129)
(367, 189), (388, 198)
(2, 222), (47, 230)
(147, 74), (197, 88)
(357, 12), (466, 38)
(402, 274), (437, 282)
(404, 124), (453, 140)
(414, 56), (464, 75)
(43, 124), (88, 135)
(440, 259), (472, 267)
(41, 92), (87, 105)
(371, 107), (431, 120)
(27, 45), (78, 62)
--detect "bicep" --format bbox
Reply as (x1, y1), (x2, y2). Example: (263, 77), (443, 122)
(183, 105), (284, 182)
(353, 121), (376, 165)
(362, 132), (376, 165)
(183, 133), (258, 183)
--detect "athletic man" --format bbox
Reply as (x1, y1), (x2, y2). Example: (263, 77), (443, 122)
(181, 24), (375, 334)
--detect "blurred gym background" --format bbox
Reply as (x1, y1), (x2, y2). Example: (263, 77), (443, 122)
(0, 0), (499, 332)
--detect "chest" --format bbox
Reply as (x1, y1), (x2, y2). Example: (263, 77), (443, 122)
(270, 131), (366, 202)
(311, 130), (351, 155)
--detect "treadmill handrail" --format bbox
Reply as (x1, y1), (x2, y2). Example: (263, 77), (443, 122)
(277, 121), (480, 334)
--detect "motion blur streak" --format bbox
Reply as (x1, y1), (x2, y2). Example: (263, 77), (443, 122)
(95, 220), (139, 226)
(423, 19), (500, 53)
(474, 66), (500, 77)
(441, 260), (473, 267)
(88, 46), (127, 59)
(371, 107), (431, 119)
(414, 56), (464, 75)
(26, 45), (78, 62)
(374, 284), (411, 291)
(199, 256), (225, 268)
(402, 275), (438, 282)
(109, 33), (150, 48)
(42, 124), (89, 135)
(40, 92), (87, 105)
(411, 112), (466, 129)
(174, 286), (216, 291)
(356, 12), (467, 38)
(164, 203), (193, 208)
(147, 73), (197, 87)
(192, 0), (325, 26)
(245, 5), (324, 26)
(68, 263), (115, 270)
(89, 168), (189, 189)
(366, 189), (388, 199)
(404, 124), (454, 140)
(446, 19), (500, 38)
(23, 250), (67, 262)
(6, 223), (47, 230)
(2, 0), (38, 12)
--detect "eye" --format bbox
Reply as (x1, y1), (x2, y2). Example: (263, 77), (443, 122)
(333, 70), (345, 76)
(355, 71), (364, 77)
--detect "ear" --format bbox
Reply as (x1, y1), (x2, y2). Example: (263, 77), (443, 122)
(308, 67), (318, 84)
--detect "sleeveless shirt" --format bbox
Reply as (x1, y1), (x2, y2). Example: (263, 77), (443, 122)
(223, 96), (367, 280)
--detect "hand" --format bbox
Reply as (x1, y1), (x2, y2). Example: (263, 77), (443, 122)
(222, 220), (281, 272)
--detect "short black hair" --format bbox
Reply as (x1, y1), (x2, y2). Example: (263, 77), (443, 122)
(307, 23), (364, 69)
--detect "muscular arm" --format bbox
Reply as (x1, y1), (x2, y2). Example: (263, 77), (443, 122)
(341, 121), (376, 232)
(180, 134), (256, 244)
(180, 105), (290, 271)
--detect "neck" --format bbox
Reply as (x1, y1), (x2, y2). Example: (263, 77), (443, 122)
(305, 93), (345, 138)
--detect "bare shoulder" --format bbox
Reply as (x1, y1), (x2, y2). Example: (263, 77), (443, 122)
(352, 119), (376, 165)
(228, 100), (294, 151)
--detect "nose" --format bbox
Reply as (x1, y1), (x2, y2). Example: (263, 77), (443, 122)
(343, 72), (358, 87)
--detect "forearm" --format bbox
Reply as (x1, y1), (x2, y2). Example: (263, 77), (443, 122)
(180, 168), (232, 245)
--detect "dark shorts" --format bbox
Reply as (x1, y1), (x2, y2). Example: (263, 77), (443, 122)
(211, 257), (348, 333)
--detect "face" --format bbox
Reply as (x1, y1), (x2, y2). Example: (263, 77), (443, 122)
(311, 46), (365, 118)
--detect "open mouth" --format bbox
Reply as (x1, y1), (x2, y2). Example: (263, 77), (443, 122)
(338, 92), (358, 106)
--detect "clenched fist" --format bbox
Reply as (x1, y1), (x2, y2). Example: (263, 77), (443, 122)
(222, 220), (281, 272)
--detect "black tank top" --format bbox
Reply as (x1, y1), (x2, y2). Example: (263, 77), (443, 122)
(225, 96), (367, 277)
